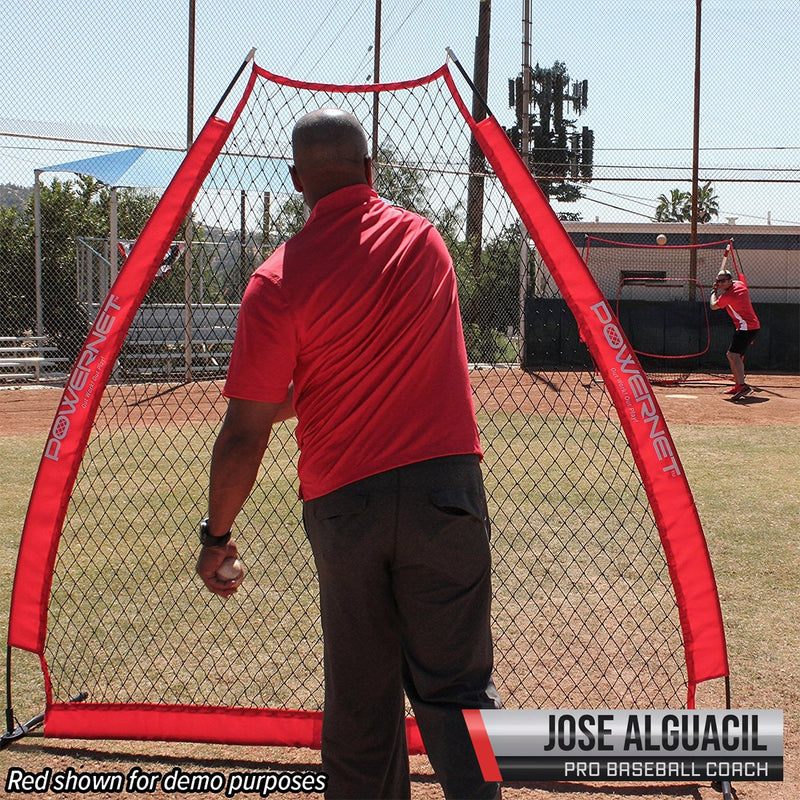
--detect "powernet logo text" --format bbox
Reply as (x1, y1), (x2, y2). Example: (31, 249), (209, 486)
(589, 300), (681, 477)
(464, 710), (783, 782)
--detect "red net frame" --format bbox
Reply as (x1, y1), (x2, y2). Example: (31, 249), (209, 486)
(5, 62), (729, 750)
(585, 237), (741, 385)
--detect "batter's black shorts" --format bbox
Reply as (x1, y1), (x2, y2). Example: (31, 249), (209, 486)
(729, 329), (759, 355)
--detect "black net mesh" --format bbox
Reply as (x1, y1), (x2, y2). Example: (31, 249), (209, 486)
(44, 67), (688, 722)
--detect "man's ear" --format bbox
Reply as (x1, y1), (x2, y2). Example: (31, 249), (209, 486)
(289, 165), (304, 193)
(364, 157), (373, 187)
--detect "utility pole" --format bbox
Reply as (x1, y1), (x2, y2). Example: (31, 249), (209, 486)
(466, 0), (491, 325)
(689, 0), (702, 297)
(371, 0), (382, 162)
(519, 0), (532, 357)
(187, 0), (196, 147)
(521, 0), (532, 172)
(184, 0), (197, 380)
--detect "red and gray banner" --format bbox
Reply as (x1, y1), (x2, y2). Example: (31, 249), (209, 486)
(464, 709), (783, 782)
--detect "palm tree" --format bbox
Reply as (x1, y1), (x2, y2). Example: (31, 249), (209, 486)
(696, 181), (720, 223)
(654, 183), (720, 223)
(654, 188), (691, 222)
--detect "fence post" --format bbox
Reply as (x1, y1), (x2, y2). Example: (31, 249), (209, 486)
(183, 220), (194, 382)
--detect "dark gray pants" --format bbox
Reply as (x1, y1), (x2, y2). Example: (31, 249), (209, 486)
(303, 455), (501, 800)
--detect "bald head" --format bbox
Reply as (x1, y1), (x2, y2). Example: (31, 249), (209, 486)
(290, 109), (371, 208)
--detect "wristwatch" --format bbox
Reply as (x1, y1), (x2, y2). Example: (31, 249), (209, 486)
(199, 517), (231, 547)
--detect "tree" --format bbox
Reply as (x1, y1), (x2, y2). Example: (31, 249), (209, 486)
(654, 183), (719, 223)
(372, 141), (430, 215)
(0, 176), (184, 352)
(34, 176), (108, 357)
(0, 205), (32, 336)
(654, 188), (691, 222)
(115, 188), (161, 239)
(507, 61), (594, 212)
(453, 220), (525, 363)
(696, 182), (720, 223)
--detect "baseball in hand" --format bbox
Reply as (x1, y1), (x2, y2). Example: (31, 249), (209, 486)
(216, 556), (244, 582)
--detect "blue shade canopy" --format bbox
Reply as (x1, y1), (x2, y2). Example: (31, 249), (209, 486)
(37, 147), (292, 192)
(37, 148), (183, 188)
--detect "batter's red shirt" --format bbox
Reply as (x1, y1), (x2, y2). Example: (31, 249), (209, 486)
(224, 184), (481, 500)
(715, 280), (760, 331)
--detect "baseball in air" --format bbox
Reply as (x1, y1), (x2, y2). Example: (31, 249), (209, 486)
(216, 556), (244, 582)
(656, 234), (667, 246)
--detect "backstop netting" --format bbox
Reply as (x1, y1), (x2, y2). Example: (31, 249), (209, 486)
(6, 61), (728, 749)
(583, 237), (740, 385)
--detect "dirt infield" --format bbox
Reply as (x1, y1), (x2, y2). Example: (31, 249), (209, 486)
(1, 371), (797, 438)
(646, 373), (800, 427)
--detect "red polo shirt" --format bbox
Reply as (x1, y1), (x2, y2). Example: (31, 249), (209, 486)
(224, 184), (481, 499)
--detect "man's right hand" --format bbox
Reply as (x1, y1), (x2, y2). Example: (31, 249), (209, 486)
(196, 539), (244, 598)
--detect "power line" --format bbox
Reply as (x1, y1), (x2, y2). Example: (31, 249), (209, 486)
(577, 184), (800, 225)
(287, 0), (349, 77)
(382, 0), (427, 52)
(578, 195), (654, 220)
(349, 0), (429, 84)
(592, 146), (800, 153)
(304, 0), (370, 79)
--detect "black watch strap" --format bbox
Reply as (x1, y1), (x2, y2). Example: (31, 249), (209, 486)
(199, 517), (231, 547)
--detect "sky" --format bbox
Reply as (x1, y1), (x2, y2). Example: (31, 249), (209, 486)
(0, 0), (798, 224)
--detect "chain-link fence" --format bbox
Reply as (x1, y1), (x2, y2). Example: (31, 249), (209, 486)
(6, 2), (779, 750)
(1, 1), (797, 383)
(31, 64), (700, 736)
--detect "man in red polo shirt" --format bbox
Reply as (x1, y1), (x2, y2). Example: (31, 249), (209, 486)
(196, 108), (500, 799)
(710, 268), (760, 400)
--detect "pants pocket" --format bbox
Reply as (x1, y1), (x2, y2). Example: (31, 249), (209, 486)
(430, 487), (486, 521)
(311, 492), (368, 521)
(303, 492), (369, 565)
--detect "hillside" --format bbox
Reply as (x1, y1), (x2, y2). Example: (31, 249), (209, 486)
(0, 183), (32, 210)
